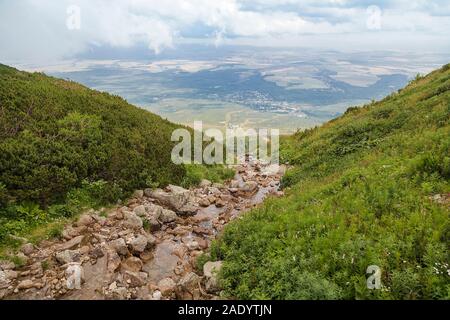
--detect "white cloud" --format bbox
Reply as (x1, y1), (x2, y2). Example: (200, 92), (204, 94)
(0, 0), (449, 62)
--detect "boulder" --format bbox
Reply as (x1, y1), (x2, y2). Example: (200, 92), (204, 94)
(129, 235), (148, 253)
(107, 248), (121, 273)
(20, 243), (35, 256)
(56, 235), (85, 251)
(158, 277), (176, 297)
(65, 263), (85, 290)
(176, 272), (201, 300)
(55, 250), (81, 265)
(17, 279), (35, 290)
(109, 238), (129, 256)
(198, 198), (210, 207)
(121, 257), (143, 273)
(203, 261), (222, 293)
(133, 190), (144, 199)
(240, 181), (258, 194)
(144, 216), (161, 232)
(0, 271), (10, 289)
(133, 205), (146, 217)
(199, 179), (212, 188)
(123, 211), (143, 229)
(159, 209), (178, 224)
(123, 271), (148, 288)
(76, 214), (94, 227)
(149, 185), (198, 216)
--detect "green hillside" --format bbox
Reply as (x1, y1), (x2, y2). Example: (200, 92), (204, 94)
(210, 64), (450, 299)
(0, 65), (232, 245)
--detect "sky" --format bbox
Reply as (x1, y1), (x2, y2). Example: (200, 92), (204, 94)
(1, 0), (449, 62)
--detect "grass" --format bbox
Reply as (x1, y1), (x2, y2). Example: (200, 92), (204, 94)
(209, 63), (450, 300)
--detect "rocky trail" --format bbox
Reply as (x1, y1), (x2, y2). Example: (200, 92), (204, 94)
(0, 159), (285, 300)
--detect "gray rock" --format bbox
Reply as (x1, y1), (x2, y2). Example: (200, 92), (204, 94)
(109, 238), (129, 256)
(203, 261), (223, 293)
(133, 190), (144, 199)
(176, 272), (201, 300)
(199, 179), (212, 188)
(133, 205), (146, 217)
(20, 243), (35, 256)
(149, 185), (198, 216)
(123, 271), (147, 288)
(55, 250), (81, 264)
(17, 279), (35, 290)
(158, 277), (176, 297)
(121, 257), (143, 273)
(76, 214), (94, 227)
(129, 235), (148, 253)
(159, 209), (178, 224)
(56, 235), (85, 251)
(123, 211), (143, 229)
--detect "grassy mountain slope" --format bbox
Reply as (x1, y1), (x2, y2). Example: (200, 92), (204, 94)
(0, 64), (233, 246)
(210, 64), (450, 299)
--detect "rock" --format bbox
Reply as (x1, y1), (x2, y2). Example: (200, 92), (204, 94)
(109, 238), (129, 256)
(158, 278), (176, 297)
(159, 209), (178, 224)
(56, 235), (84, 251)
(203, 261), (222, 279)
(129, 235), (148, 253)
(15, 252), (29, 266)
(139, 251), (153, 262)
(212, 183), (224, 189)
(133, 190), (144, 199)
(149, 185), (198, 216)
(186, 241), (199, 251)
(199, 179), (212, 188)
(121, 257), (143, 273)
(145, 234), (157, 248)
(0, 271), (10, 289)
(107, 248), (121, 273)
(152, 290), (162, 300)
(198, 198), (210, 207)
(17, 279), (35, 290)
(240, 181), (258, 194)
(123, 211), (143, 229)
(0, 261), (15, 270)
(76, 214), (94, 227)
(20, 243), (35, 256)
(55, 250), (81, 265)
(65, 263), (85, 290)
(89, 247), (105, 259)
(144, 216), (161, 232)
(133, 205), (146, 217)
(176, 272), (201, 300)
(123, 271), (147, 288)
(215, 199), (226, 208)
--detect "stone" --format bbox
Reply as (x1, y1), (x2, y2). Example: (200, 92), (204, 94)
(55, 250), (81, 265)
(0, 271), (10, 289)
(149, 185), (198, 216)
(76, 214), (94, 227)
(215, 199), (226, 208)
(152, 290), (162, 300)
(176, 272), (201, 300)
(123, 211), (143, 229)
(199, 179), (212, 188)
(198, 198), (210, 207)
(133, 205), (146, 217)
(240, 181), (258, 194)
(65, 263), (85, 290)
(123, 271), (147, 288)
(107, 248), (121, 273)
(145, 216), (161, 232)
(129, 235), (148, 253)
(56, 235), (84, 251)
(145, 234), (157, 248)
(158, 277), (176, 297)
(17, 279), (35, 290)
(89, 247), (105, 259)
(133, 190), (144, 199)
(0, 261), (15, 270)
(109, 238), (129, 256)
(15, 252), (29, 266)
(121, 257), (143, 273)
(20, 243), (35, 256)
(203, 261), (222, 278)
(159, 209), (178, 224)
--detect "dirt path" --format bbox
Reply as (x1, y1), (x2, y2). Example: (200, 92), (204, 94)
(0, 160), (285, 300)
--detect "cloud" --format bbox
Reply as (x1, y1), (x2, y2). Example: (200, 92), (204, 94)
(0, 0), (449, 61)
